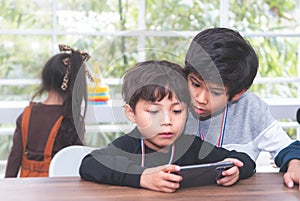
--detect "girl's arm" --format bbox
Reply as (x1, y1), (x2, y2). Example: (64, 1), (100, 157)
(5, 115), (23, 177)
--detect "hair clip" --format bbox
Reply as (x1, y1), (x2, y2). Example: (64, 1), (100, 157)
(59, 44), (94, 90)
(59, 44), (73, 52)
(61, 68), (70, 91)
(59, 44), (90, 62)
(61, 57), (71, 91)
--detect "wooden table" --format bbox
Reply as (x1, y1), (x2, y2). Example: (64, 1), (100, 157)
(0, 173), (299, 201)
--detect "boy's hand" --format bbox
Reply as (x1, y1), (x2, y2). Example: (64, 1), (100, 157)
(216, 158), (244, 186)
(140, 164), (182, 193)
(283, 159), (300, 190)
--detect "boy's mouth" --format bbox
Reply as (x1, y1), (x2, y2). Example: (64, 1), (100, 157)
(158, 132), (174, 138)
(194, 107), (206, 115)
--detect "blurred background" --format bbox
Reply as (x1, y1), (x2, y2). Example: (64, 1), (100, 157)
(0, 0), (300, 172)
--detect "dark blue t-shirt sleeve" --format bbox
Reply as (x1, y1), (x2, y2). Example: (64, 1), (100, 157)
(275, 140), (300, 172)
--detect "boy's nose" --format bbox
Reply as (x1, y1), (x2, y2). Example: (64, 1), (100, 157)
(160, 113), (172, 126)
(195, 90), (208, 105)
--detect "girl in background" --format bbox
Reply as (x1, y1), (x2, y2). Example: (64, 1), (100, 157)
(5, 44), (91, 177)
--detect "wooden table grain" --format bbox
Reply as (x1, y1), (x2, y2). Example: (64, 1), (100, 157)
(0, 173), (299, 201)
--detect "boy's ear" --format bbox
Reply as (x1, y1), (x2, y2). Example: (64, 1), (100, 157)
(124, 104), (136, 123)
(231, 89), (247, 102)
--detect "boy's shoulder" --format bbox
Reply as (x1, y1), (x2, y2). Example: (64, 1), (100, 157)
(111, 127), (141, 147)
(233, 91), (268, 109)
(229, 91), (274, 123)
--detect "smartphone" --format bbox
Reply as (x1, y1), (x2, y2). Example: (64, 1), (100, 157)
(177, 161), (234, 188)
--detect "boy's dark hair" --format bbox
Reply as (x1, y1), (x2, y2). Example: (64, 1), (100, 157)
(32, 51), (87, 139)
(122, 60), (190, 111)
(185, 27), (259, 101)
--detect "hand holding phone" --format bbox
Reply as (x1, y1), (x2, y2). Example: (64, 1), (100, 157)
(178, 161), (234, 188)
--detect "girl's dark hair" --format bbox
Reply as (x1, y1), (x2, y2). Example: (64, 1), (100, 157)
(122, 60), (190, 112)
(32, 51), (87, 139)
(185, 27), (259, 101)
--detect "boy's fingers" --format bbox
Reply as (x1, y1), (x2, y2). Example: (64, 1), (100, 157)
(165, 164), (180, 173)
(165, 171), (183, 182)
(163, 165), (183, 183)
(283, 172), (294, 188)
(217, 174), (238, 186)
(221, 166), (239, 177)
(223, 158), (244, 167)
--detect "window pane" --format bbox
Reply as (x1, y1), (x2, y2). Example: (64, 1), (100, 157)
(56, 0), (138, 31)
(229, 0), (299, 31)
(146, 0), (220, 30)
(0, 35), (52, 79)
(248, 36), (299, 98)
(0, 0), (52, 29)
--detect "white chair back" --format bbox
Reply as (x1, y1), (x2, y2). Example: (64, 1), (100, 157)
(49, 145), (97, 177)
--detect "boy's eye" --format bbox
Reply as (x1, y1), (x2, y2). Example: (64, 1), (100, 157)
(211, 91), (222, 96)
(210, 90), (225, 97)
(173, 109), (182, 114)
(148, 110), (158, 114)
(191, 81), (201, 88)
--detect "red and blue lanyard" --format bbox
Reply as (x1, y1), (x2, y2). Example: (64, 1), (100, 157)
(140, 138), (175, 167)
(198, 104), (228, 148)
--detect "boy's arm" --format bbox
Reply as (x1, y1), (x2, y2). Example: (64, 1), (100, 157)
(79, 143), (145, 188)
(274, 140), (300, 172)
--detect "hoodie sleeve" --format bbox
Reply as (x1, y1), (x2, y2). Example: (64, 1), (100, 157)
(274, 140), (300, 172)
